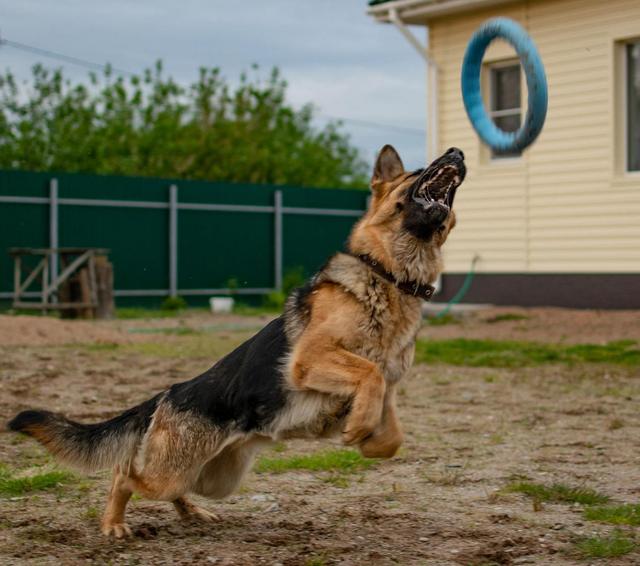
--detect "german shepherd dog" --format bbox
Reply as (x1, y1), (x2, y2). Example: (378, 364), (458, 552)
(8, 145), (465, 537)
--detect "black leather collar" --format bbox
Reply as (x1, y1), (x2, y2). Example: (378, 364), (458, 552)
(351, 253), (436, 301)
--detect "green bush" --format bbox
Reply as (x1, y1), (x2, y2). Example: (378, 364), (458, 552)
(160, 296), (188, 311)
(263, 291), (286, 311)
(282, 266), (306, 295)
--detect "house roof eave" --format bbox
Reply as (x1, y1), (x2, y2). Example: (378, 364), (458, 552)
(367, 0), (522, 25)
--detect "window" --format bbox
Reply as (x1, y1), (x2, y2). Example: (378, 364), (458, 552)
(627, 42), (640, 171)
(489, 63), (522, 159)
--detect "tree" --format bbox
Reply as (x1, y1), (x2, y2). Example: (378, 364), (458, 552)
(0, 62), (369, 189)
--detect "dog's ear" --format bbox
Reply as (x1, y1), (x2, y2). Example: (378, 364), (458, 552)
(372, 145), (404, 187)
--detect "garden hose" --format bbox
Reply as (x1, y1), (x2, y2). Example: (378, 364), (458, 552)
(435, 254), (480, 318)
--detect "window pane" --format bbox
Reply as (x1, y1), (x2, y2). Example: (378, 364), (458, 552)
(490, 64), (522, 159)
(495, 114), (521, 133)
(491, 65), (521, 111)
(628, 43), (640, 171)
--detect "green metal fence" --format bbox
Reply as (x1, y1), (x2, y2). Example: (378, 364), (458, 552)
(0, 169), (368, 306)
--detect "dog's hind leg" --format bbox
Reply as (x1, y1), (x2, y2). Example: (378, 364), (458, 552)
(172, 496), (220, 523)
(193, 437), (268, 500)
(101, 466), (133, 538)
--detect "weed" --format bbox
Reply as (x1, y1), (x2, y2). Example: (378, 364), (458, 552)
(322, 475), (350, 488)
(0, 470), (74, 497)
(85, 507), (99, 519)
(574, 531), (636, 559)
(584, 504), (640, 526)
(488, 433), (505, 445)
(255, 449), (375, 474)
(505, 482), (610, 505)
(609, 418), (625, 431)
(271, 442), (287, 453)
(415, 338), (640, 368)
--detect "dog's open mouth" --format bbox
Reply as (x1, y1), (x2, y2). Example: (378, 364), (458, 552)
(412, 165), (462, 208)
(409, 148), (466, 211)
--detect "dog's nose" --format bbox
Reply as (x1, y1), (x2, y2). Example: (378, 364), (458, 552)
(445, 147), (465, 161)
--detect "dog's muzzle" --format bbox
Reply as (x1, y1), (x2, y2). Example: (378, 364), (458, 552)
(402, 147), (466, 240)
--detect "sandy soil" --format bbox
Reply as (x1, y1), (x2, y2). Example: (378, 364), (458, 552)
(0, 311), (639, 565)
(0, 315), (136, 347)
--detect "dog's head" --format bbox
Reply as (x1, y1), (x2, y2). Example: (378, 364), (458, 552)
(349, 144), (466, 283)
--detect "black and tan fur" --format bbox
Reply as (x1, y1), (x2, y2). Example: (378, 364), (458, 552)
(8, 144), (466, 537)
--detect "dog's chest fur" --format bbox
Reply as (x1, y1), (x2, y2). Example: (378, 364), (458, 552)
(287, 254), (423, 384)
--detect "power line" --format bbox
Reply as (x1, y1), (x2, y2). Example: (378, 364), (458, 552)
(0, 36), (425, 137)
(0, 37), (136, 78)
(317, 114), (424, 136)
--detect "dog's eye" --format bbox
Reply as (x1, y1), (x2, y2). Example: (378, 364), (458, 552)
(438, 225), (447, 233)
(395, 202), (404, 213)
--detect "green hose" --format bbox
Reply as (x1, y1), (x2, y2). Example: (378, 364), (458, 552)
(435, 255), (480, 318)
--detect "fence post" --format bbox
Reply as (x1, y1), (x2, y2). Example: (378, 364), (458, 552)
(274, 190), (283, 291)
(49, 178), (59, 303)
(169, 184), (178, 298)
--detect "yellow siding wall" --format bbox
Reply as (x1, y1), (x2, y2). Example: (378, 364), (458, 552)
(429, 0), (640, 274)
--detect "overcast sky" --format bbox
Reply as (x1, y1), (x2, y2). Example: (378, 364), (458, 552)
(1, 0), (429, 171)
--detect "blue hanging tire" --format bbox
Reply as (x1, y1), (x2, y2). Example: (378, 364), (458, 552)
(461, 17), (548, 153)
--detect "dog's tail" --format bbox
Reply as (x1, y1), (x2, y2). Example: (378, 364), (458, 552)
(7, 395), (161, 472)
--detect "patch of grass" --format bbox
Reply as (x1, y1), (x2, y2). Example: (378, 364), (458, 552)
(415, 338), (640, 368)
(116, 308), (182, 319)
(505, 482), (610, 506)
(81, 342), (121, 352)
(426, 314), (458, 326)
(574, 531), (636, 559)
(255, 449), (375, 474)
(127, 326), (202, 336)
(584, 504), (640, 526)
(486, 312), (529, 323)
(123, 332), (251, 359)
(0, 470), (74, 497)
(85, 506), (99, 519)
(232, 303), (281, 316)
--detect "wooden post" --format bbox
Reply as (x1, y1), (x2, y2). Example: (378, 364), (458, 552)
(77, 268), (93, 319)
(94, 255), (115, 319)
(41, 255), (49, 315)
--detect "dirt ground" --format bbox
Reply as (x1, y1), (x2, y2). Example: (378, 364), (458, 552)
(0, 308), (639, 565)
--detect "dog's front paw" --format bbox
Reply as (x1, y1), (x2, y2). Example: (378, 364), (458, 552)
(342, 414), (378, 445)
(359, 432), (403, 459)
(101, 521), (133, 538)
(342, 425), (374, 445)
